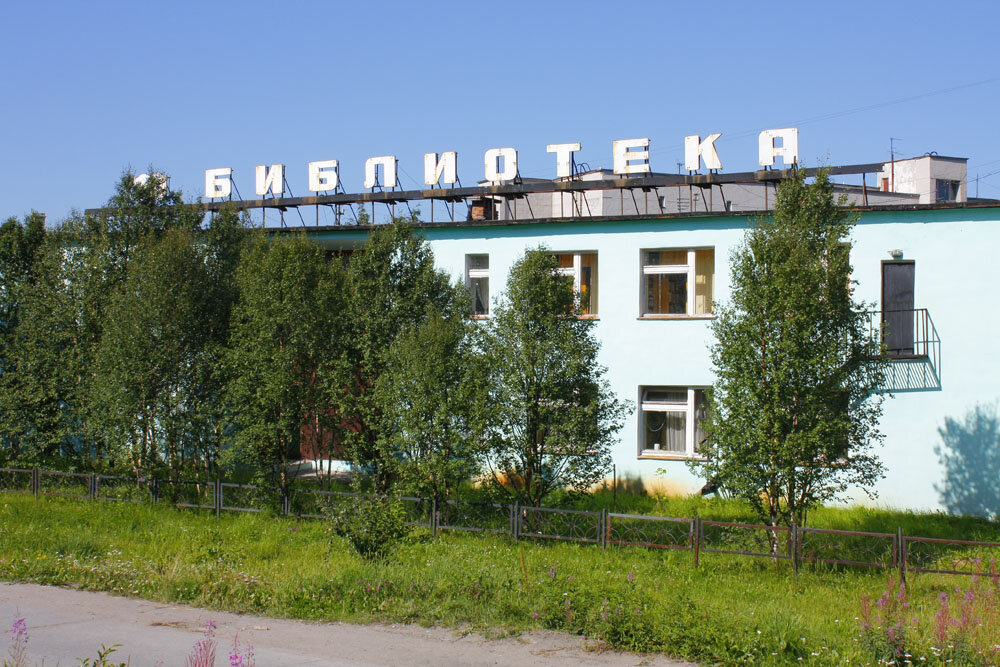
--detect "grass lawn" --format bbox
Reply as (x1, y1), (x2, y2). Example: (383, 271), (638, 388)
(1, 492), (999, 665)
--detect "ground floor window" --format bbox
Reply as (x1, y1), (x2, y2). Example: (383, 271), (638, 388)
(639, 387), (707, 459)
(554, 252), (597, 315)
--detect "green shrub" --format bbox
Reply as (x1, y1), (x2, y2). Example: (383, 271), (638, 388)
(327, 494), (410, 560)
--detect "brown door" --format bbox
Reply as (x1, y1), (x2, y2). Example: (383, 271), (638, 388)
(882, 261), (914, 357)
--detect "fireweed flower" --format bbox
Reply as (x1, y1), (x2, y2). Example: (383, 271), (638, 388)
(9, 617), (29, 667)
(627, 572), (634, 583)
(547, 566), (556, 578)
(10, 617), (27, 642)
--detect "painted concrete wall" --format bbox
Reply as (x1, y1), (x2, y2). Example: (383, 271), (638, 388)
(492, 181), (919, 220)
(311, 206), (1000, 512)
(875, 156), (968, 204)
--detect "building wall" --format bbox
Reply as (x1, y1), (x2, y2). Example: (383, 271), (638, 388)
(875, 157), (968, 204)
(311, 206), (1000, 512)
(494, 181), (918, 220)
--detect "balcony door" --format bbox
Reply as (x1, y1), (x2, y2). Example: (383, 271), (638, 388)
(882, 261), (914, 357)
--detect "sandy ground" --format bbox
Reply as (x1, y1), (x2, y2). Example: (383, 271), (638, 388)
(0, 582), (693, 666)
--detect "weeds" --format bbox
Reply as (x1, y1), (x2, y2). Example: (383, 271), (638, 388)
(184, 620), (217, 667)
(860, 574), (1000, 665)
(76, 643), (127, 667)
(228, 632), (254, 667)
(326, 495), (410, 560)
(6, 618), (27, 667)
(5, 493), (1000, 665)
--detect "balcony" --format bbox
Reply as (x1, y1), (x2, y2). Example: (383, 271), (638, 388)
(869, 308), (941, 392)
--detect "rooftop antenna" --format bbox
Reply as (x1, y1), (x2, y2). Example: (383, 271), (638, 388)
(676, 162), (684, 213)
(889, 137), (901, 192)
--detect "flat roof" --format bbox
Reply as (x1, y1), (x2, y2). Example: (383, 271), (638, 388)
(281, 200), (1000, 235)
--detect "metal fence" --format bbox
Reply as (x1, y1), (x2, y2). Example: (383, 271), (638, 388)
(4, 466), (999, 581)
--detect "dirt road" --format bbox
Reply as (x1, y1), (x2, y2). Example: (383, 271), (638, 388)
(0, 582), (691, 666)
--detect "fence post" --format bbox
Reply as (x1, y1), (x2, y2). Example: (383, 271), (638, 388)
(215, 479), (221, 519)
(151, 477), (159, 504)
(693, 515), (701, 568)
(791, 521), (799, 577)
(600, 508), (607, 549)
(898, 526), (906, 586)
(32, 467), (39, 499)
(90, 473), (97, 501)
(513, 502), (520, 543)
(431, 497), (438, 538)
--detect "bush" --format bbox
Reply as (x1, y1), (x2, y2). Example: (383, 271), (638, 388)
(859, 572), (1000, 665)
(327, 494), (410, 560)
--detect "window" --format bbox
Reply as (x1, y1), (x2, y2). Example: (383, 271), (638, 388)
(554, 252), (598, 315)
(641, 248), (714, 316)
(466, 254), (489, 316)
(639, 387), (707, 459)
(935, 179), (960, 202)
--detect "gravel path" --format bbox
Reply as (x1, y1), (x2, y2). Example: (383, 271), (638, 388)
(0, 582), (692, 666)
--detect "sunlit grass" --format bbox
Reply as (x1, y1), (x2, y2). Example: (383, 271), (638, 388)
(1, 493), (998, 665)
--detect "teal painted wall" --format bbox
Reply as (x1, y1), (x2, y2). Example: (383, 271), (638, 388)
(308, 206), (1000, 512)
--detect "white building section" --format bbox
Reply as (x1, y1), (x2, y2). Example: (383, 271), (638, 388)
(875, 155), (968, 203)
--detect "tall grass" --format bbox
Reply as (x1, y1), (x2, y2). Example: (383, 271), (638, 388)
(1, 493), (999, 665)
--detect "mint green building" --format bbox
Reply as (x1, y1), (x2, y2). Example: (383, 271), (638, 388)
(297, 154), (994, 514)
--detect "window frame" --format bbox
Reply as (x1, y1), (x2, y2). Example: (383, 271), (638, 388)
(465, 253), (490, 318)
(637, 386), (707, 460)
(935, 179), (960, 202)
(639, 247), (714, 318)
(553, 251), (598, 317)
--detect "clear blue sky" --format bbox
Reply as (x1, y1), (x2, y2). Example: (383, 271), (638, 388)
(2, 1), (999, 224)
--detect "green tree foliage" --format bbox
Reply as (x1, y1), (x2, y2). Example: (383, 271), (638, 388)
(334, 221), (460, 491)
(1, 216), (106, 466)
(94, 228), (218, 476)
(375, 303), (487, 503)
(0, 212), (47, 462)
(693, 170), (888, 529)
(0, 173), (249, 473)
(479, 248), (630, 507)
(223, 232), (350, 488)
(97, 170), (202, 271)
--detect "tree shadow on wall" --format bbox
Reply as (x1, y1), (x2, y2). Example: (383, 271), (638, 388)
(935, 402), (1000, 519)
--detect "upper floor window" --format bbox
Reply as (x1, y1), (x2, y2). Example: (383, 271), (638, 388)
(935, 179), (960, 202)
(466, 254), (489, 316)
(554, 252), (598, 315)
(641, 248), (714, 317)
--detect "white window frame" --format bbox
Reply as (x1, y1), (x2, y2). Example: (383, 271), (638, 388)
(465, 254), (490, 317)
(554, 251), (598, 315)
(641, 249), (699, 317)
(638, 386), (705, 460)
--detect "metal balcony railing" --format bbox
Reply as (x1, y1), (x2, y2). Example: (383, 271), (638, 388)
(868, 308), (941, 391)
